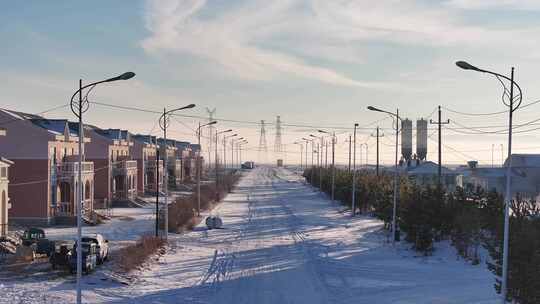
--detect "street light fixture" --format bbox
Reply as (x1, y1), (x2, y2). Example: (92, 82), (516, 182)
(302, 137), (315, 184)
(238, 140), (248, 166)
(368, 105), (401, 245)
(456, 60), (522, 304)
(310, 134), (325, 192)
(223, 133), (237, 170)
(215, 129), (232, 200)
(293, 141), (303, 169)
(231, 137), (244, 169)
(196, 121), (217, 216)
(319, 130), (336, 202)
(158, 103), (196, 241)
(69, 71), (136, 304)
(352, 123), (358, 217)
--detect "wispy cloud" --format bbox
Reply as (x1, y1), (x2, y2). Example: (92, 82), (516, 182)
(141, 0), (540, 88)
(141, 0), (395, 88)
(445, 0), (540, 10)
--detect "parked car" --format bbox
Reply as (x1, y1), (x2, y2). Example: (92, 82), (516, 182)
(21, 228), (54, 257)
(81, 234), (109, 264)
(50, 241), (74, 270)
(69, 242), (97, 274)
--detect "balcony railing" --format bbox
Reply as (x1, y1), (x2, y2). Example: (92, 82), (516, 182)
(53, 201), (72, 216)
(0, 223), (7, 237)
(145, 159), (163, 170)
(58, 161), (94, 174)
(113, 160), (137, 175)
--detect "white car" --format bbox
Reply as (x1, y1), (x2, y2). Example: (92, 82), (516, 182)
(81, 234), (109, 264)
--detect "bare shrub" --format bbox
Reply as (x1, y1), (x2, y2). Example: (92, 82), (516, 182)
(167, 172), (241, 233)
(116, 235), (165, 272)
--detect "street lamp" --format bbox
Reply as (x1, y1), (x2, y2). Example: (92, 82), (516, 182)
(360, 143), (369, 169)
(319, 130), (336, 202)
(302, 137), (315, 184)
(294, 141), (303, 169)
(352, 123), (358, 217)
(456, 60), (522, 303)
(231, 137), (244, 169)
(158, 103), (196, 241)
(238, 140), (248, 167)
(223, 133), (237, 170)
(310, 134), (325, 192)
(368, 105), (401, 245)
(196, 121), (217, 217)
(69, 71), (135, 304)
(215, 129), (232, 199)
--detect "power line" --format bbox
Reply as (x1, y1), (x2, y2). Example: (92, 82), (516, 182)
(442, 98), (540, 117)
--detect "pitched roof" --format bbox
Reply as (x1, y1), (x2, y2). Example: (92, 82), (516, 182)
(407, 161), (455, 175)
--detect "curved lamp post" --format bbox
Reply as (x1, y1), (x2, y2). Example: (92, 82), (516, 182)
(196, 121), (217, 216)
(231, 137), (244, 169)
(302, 137), (315, 184)
(215, 129), (232, 200)
(352, 123), (358, 217)
(319, 130), (336, 202)
(223, 133), (237, 170)
(293, 141), (303, 169)
(310, 134), (325, 192)
(70, 71), (135, 304)
(238, 140), (248, 166)
(158, 104), (196, 240)
(368, 105), (401, 245)
(456, 61), (523, 303)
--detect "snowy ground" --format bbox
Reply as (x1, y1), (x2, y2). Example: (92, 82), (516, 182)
(0, 166), (498, 303)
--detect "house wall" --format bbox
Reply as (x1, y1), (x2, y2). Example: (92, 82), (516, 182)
(91, 159), (110, 203)
(8, 159), (49, 221)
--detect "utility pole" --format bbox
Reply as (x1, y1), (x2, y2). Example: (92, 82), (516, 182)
(348, 135), (352, 172)
(370, 127), (384, 176)
(155, 149), (160, 237)
(429, 105), (450, 186)
(352, 123), (358, 216)
(331, 132), (335, 202)
(325, 140), (328, 168)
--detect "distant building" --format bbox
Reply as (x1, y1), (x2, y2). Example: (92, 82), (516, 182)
(0, 109), (94, 226)
(190, 144), (203, 181)
(131, 134), (162, 194)
(84, 127), (138, 206)
(174, 141), (192, 182)
(157, 138), (182, 188)
(457, 155), (540, 198)
(407, 161), (458, 191)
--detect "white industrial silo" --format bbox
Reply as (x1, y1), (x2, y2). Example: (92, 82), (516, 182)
(401, 119), (412, 162)
(416, 118), (428, 161)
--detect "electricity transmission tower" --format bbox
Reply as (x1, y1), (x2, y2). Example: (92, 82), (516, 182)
(274, 116), (283, 161)
(258, 120), (268, 164)
(205, 107), (216, 168)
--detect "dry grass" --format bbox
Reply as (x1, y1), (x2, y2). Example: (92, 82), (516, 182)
(167, 172), (240, 233)
(116, 235), (165, 272)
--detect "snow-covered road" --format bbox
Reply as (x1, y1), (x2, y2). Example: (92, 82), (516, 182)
(1, 166), (498, 303)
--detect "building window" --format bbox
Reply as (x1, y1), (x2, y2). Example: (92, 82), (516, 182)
(0, 167), (6, 178)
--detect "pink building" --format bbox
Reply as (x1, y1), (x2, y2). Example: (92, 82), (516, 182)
(0, 128), (13, 236)
(157, 138), (181, 188)
(131, 134), (163, 194)
(175, 141), (193, 182)
(84, 127), (138, 206)
(0, 110), (94, 226)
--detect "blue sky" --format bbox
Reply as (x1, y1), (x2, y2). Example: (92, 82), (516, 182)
(3, 0), (540, 165)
